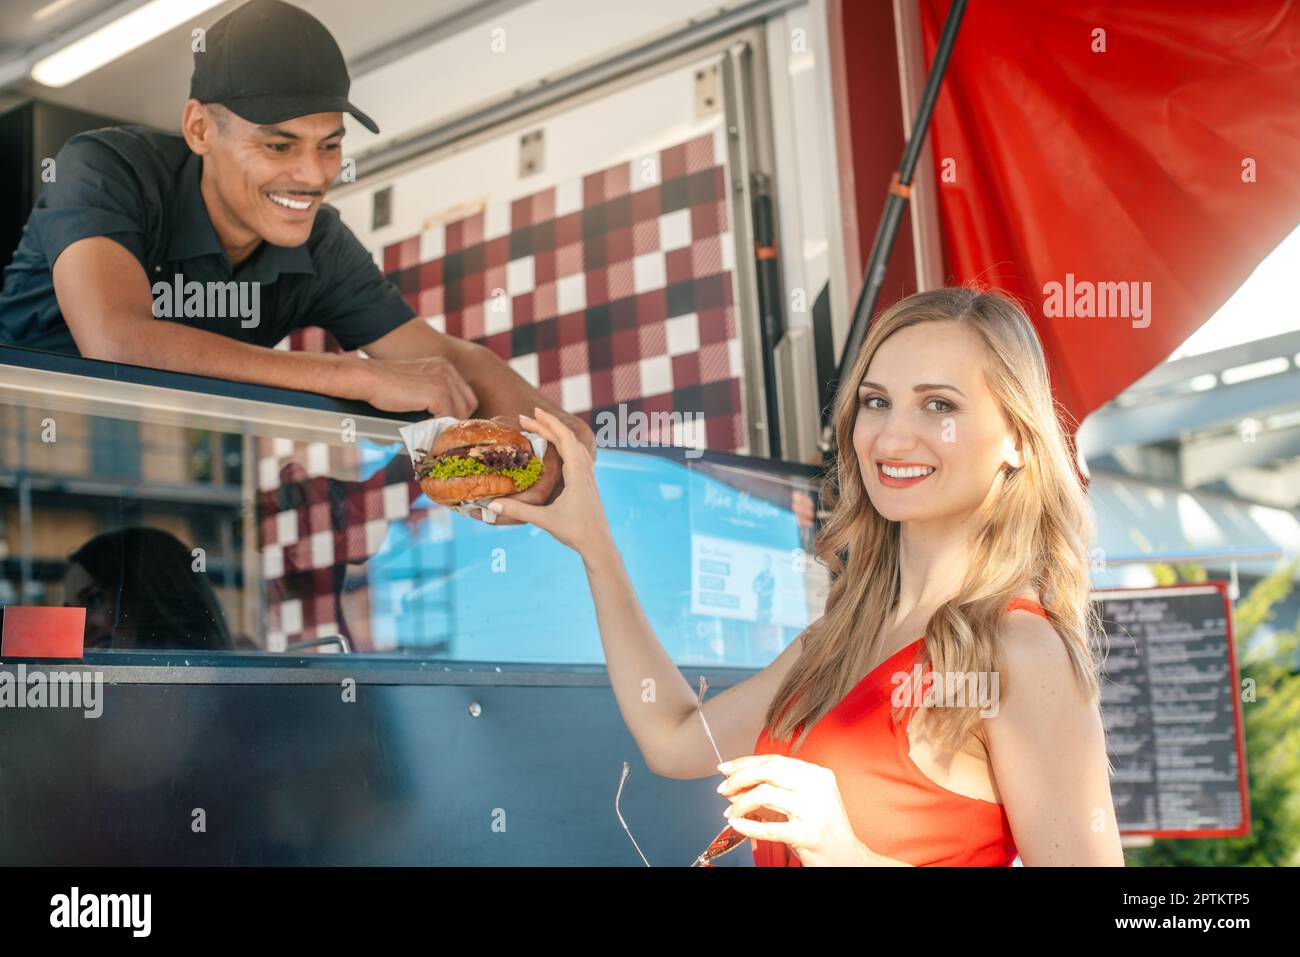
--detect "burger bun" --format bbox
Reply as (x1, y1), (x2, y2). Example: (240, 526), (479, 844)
(419, 472), (519, 506)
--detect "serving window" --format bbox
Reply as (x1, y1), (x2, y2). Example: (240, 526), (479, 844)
(0, 349), (826, 665)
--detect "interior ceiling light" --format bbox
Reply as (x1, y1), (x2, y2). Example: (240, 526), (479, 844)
(33, 0), (80, 23)
(30, 0), (225, 88)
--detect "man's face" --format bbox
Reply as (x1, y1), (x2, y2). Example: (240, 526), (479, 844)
(199, 106), (345, 248)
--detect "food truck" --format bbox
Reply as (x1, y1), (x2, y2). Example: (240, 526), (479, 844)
(0, 0), (1295, 871)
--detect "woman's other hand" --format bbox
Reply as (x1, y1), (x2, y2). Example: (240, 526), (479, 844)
(717, 754), (875, 866)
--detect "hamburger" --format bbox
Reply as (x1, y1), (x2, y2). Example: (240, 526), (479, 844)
(416, 418), (544, 505)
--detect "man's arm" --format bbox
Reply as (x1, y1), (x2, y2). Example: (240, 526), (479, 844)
(52, 236), (475, 417)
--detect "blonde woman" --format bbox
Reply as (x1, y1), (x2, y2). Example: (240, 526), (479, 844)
(489, 287), (1124, 867)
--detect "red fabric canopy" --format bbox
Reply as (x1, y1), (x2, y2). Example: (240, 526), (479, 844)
(920, 0), (1300, 428)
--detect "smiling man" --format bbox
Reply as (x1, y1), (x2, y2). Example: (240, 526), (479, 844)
(0, 0), (592, 516)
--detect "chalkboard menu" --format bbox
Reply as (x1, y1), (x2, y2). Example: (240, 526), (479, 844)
(1094, 583), (1249, 838)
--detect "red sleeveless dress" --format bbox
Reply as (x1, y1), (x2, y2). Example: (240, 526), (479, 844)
(751, 597), (1048, 867)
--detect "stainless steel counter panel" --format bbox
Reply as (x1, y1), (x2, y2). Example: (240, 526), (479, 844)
(0, 343), (422, 445)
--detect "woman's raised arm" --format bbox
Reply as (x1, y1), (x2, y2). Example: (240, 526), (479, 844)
(490, 407), (806, 780)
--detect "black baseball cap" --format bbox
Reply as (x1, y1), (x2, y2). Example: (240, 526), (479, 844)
(190, 0), (379, 134)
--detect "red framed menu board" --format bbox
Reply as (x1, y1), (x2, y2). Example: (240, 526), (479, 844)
(1093, 582), (1250, 839)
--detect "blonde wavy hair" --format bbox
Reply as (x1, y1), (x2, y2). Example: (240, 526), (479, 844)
(764, 286), (1102, 755)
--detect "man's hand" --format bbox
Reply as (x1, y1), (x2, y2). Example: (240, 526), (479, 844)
(356, 356), (477, 418)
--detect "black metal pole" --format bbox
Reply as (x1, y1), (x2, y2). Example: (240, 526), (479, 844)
(753, 186), (784, 457)
(822, 0), (968, 448)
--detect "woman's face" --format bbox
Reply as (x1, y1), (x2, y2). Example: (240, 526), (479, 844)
(61, 562), (116, 649)
(852, 321), (1019, 525)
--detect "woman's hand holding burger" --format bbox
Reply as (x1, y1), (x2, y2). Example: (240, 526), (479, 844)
(486, 407), (612, 556)
(463, 414), (561, 526)
(466, 409), (595, 526)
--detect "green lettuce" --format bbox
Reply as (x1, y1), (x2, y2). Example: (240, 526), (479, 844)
(421, 453), (543, 492)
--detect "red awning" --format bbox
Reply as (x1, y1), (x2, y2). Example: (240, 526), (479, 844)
(920, 0), (1300, 427)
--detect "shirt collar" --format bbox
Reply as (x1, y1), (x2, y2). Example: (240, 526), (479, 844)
(166, 150), (316, 283)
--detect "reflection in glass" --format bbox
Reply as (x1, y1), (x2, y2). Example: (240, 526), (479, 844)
(63, 527), (236, 651)
(3, 393), (823, 661)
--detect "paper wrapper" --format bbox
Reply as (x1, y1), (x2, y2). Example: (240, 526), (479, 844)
(398, 417), (548, 525)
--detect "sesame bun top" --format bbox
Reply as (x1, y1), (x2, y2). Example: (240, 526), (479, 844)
(430, 418), (532, 456)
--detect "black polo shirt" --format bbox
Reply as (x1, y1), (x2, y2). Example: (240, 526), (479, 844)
(0, 124), (415, 355)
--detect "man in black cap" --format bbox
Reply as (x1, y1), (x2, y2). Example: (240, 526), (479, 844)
(0, 0), (592, 516)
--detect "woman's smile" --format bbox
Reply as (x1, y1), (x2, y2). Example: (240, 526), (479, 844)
(876, 460), (937, 488)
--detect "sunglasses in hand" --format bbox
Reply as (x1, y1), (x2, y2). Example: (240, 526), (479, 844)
(614, 676), (749, 867)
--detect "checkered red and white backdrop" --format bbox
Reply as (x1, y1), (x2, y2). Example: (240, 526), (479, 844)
(256, 131), (747, 649)
(382, 129), (746, 450)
